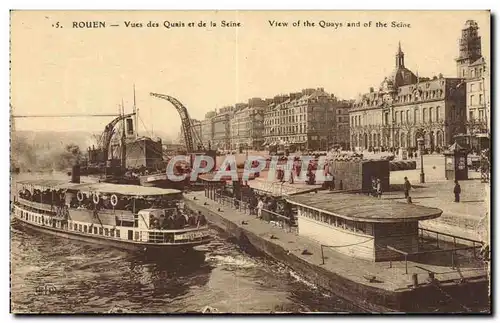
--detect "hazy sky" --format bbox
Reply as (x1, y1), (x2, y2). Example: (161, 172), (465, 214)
(10, 10), (490, 136)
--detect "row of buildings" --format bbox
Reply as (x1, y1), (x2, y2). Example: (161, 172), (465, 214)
(180, 89), (352, 151)
(178, 20), (489, 153)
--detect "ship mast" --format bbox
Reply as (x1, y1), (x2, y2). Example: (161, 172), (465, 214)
(121, 99), (127, 169)
(133, 84), (138, 139)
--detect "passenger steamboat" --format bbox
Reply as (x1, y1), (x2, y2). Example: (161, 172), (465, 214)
(12, 176), (212, 253)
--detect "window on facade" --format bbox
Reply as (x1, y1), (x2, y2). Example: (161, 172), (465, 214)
(414, 109), (419, 123)
(479, 110), (484, 120)
(479, 94), (483, 105)
(469, 110), (474, 120)
(423, 108), (427, 122)
(429, 107), (433, 122)
(470, 95), (475, 105)
(479, 82), (483, 91)
(470, 83), (475, 92)
(406, 110), (410, 123)
(436, 107), (440, 121)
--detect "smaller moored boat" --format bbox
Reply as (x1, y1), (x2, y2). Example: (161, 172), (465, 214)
(12, 179), (212, 253)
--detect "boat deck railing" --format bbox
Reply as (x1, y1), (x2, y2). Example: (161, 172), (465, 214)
(136, 227), (210, 244)
(318, 230), (485, 276)
(16, 198), (57, 213)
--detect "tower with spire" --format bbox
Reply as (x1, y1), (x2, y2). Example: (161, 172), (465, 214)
(388, 42), (418, 88)
(456, 20), (482, 79)
(395, 41), (405, 68)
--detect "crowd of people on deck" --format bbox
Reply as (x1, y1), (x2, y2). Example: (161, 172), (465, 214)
(68, 193), (181, 213)
(18, 188), (65, 206)
(18, 186), (206, 230)
(123, 162), (191, 179)
(149, 209), (207, 230)
(18, 187), (191, 214)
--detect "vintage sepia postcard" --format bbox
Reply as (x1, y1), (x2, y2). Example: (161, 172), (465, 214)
(9, 10), (491, 314)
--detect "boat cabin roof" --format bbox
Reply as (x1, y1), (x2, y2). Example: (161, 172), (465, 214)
(16, 179), (181, 196)
(16, 179), (71, 188)
(286, 192), (442, 223)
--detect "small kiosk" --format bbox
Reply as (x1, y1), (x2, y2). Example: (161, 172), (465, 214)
(443, 142), (469, 181)
(286, 193), (442, 262)
(200, 173), (226, 201)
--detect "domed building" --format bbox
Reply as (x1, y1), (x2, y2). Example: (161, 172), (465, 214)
(350, 41), (468, 153)
(390, 42), (418, 88)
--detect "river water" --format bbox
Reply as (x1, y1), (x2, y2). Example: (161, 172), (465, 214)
(10, 225), (363, 313)
(9, 172), (358, 313)
(9, 173), (488, 313)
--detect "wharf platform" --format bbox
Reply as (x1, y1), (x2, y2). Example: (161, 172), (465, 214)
(185, 190), (489, 313)
(246, 176), (323, 197)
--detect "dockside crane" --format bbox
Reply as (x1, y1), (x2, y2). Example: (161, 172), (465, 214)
(149, 92), (205, 154)
(97, 112), (136, 162)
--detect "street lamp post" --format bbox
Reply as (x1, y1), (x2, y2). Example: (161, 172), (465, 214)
(417, 137), (425, 183)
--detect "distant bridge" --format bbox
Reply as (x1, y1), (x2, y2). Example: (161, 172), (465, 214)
(11, 113), (121, 118)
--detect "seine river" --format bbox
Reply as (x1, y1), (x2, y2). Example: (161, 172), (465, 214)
(10, 225), (363, 313)
(9, 173), (357, 313)
(9, 173), (488, 313)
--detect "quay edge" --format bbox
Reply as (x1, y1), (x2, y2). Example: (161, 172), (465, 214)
(185, 198), (490, 313)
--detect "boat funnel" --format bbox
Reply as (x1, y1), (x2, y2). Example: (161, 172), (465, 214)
(71, 164), (81, 183)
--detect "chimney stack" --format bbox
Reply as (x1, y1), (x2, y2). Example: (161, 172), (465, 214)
(71, 162), (81, 184)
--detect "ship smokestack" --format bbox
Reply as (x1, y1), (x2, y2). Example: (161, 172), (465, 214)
(71, 163), (81, 183)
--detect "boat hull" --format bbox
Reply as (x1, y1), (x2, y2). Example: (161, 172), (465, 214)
(12, 216), (211, 254)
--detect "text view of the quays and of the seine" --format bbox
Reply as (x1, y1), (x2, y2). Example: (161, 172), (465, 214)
(9, 11), (490, 314)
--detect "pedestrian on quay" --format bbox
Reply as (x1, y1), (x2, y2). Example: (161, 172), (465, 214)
(403, 177), (411, 200)
(376, 178), (382, 199)
(329, 175), (336, 191)
(371, 177), (377, 197)
(257, 198), (264, 219)
(454, 180), (461, 203)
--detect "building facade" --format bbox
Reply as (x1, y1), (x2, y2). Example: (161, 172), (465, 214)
(230, 98), (266, 150)
(350, 43), (467, 152)
(456, 20), (490, 135)
(201, 111), (216, 149)
(230, 102), (249, 150)
(212, 106), (233, 150)
(263, 88), (351, 151)
(333, 102), (352, 149)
